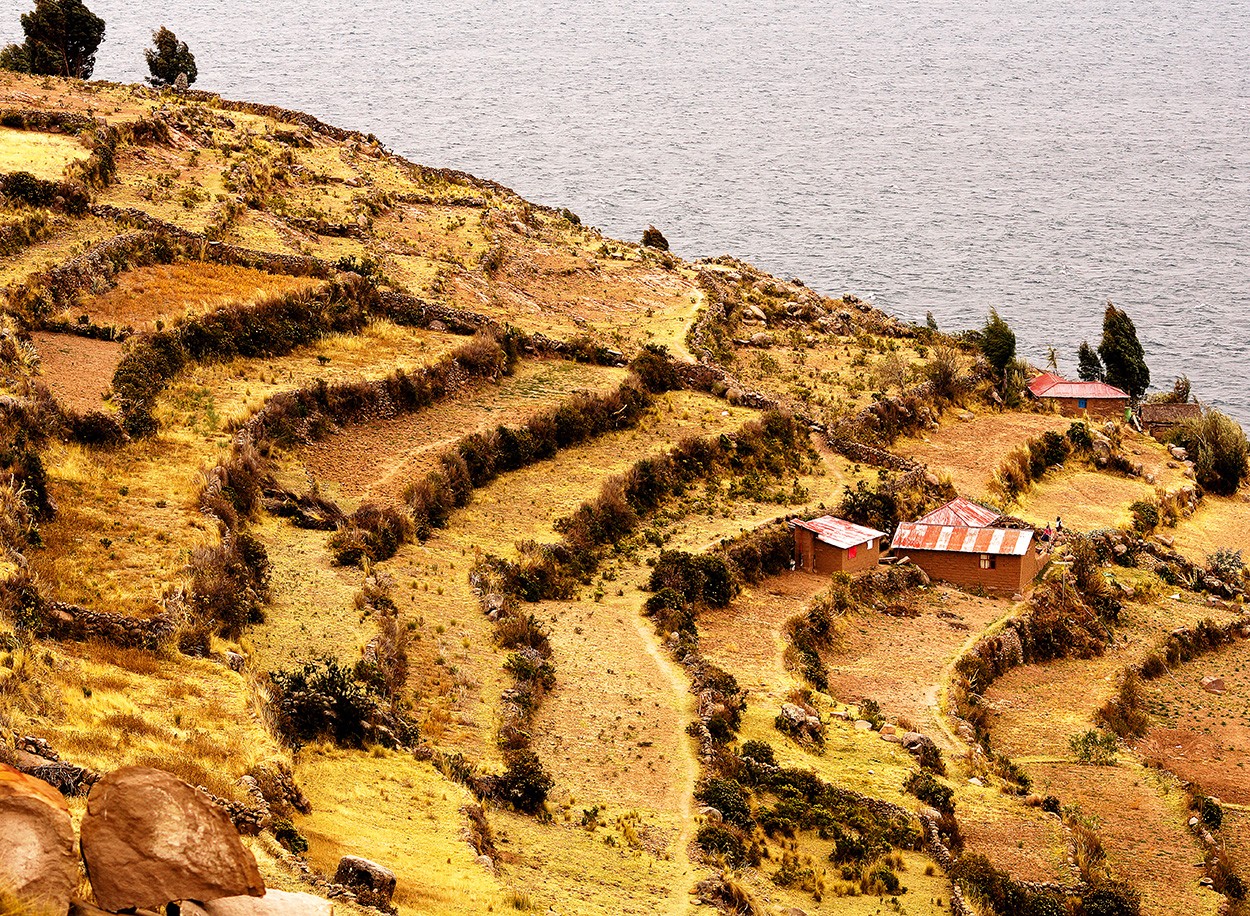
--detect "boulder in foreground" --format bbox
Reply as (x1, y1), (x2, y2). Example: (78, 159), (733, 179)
(333, 856), (396, 907)
(0, 763), (78, 916)
(80, 766), (264, 911)
(185, 889), (335, 916)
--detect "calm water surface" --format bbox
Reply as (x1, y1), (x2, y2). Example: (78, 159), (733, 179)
(7, 1), (1248, 419)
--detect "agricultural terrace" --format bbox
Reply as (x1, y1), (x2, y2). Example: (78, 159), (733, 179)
(31, 331), (122, 411)
(981, 587), (1243, 916)
(0, 127), (89, 179)
(0, 213), (121, 287)
(74, 261), (319, 332)
(1167, 494), (1250, 566)
(294, 359), (632, 506)
(894, 408), (1070, 499)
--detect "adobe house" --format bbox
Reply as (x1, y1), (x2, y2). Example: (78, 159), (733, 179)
(789, 516), (885, 575)
(1027, 372), (1129, 419)
(889, 498), (1048, 593)
(1139, 402), (1201, 439)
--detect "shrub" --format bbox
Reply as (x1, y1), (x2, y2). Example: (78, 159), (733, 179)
(641, 225), (669, 250)
(629, 344), (681, 393)
(740, 739), (776, 766)
(1069, 729), (1118, 766)
(269, 657), (383, 748)
(648, 551), (738, 607)
(1097, 673), (1150, 738)
(492, 750), (553, 814)
(1196, 795), (1224, 830)
(1129, 499), (1159, 534)
(695, 823), (746, 865)
(1081, 882), (1142, 916)
(695, 777), (753, 828)
(1208, 547), (1244, 581)
(1170, 410), (1249, 496)
(329, 503), (410, 566)
(187, 533), (270, 641)
(838, 478), (899, 533)
(903, 770), (954, 815)
(270, 817), (308, 854)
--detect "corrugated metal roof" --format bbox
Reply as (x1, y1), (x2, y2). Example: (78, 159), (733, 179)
(788, 515), (885, 549)
(891, 522), (1034, 556)
(915, 497), (1001, 529)
(1028, 373), (1128, 400)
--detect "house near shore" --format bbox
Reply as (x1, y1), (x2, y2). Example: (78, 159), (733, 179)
(1027, 372), (1129, 419)
(889, 497), (1047, 593)
(789, 516), (885, 575)
(1139, 401), (1201, 439)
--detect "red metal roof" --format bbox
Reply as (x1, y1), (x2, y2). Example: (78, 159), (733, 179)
(1028, 373), (1128, 400)
(788, 516), (885, 550)
(915, 497), (1001, 529)
(890, 522), (1034, 556)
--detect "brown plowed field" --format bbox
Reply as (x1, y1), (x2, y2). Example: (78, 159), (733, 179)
(31, 331), (123, 412)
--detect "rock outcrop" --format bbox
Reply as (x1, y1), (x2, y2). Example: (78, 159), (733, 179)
(332, 857), (396, 908)
(0, 763), (78, 915)
(79, 766), (265, 912)
(185, 889), (335, 916)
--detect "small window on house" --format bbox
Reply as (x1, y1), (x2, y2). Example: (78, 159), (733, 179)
(1078, 398), (1088, 409)
(849, 545), (858, 559)
(866, 539), (875, 550)
(980, 554), (997, 569)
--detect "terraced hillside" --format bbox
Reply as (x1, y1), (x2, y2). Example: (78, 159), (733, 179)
(1, 71), (1248, 916)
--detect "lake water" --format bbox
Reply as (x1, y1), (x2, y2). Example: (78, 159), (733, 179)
(6, 1), (1249, 421)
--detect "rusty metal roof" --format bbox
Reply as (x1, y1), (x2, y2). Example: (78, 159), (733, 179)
(915, 497), (1001, 529)
(891, 522), (1034, 556)
(788, 515), (885, 549)
(1028, 373), (1128, 400)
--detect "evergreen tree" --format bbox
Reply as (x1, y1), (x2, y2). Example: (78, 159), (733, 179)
(1077, 340), (1104, 381)
(3, 0), (105, 79)
(145, 26), (197, 88)
(980, 308), (1016, 378)
(1098, 301), (1150, 400)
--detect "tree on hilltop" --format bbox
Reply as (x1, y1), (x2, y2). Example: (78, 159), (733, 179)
(145, 26), (197, 88)
(1098, 301), (1150, 400)
(1077, 340), (1104, 381)
(0, 0), (105, 79)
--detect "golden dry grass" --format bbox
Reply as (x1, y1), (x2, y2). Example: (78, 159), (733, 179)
(0, 214), (120, 288)
(29, 437), (219, 615)
(0, 127), (89, 179)
(1168, 494), (1250, 564)
(159, 320), (468, 436)
(76, 262), (318, 331)
(894, 408), (1071, 498)
(1014, 467), (1159, 530)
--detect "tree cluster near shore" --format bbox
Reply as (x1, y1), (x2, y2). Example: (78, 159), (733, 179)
(1, 0), (197, 88)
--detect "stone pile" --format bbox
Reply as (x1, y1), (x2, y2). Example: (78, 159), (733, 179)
(0, 764), (392, 916)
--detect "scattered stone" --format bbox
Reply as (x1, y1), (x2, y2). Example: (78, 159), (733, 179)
(697, 806), (722, 823)
(957, 723), (976, 742)
(958, 412), (975, 422)
(746, 304), (767, 322)
(226, 651), (246, 672)
(0, 764), (78, 916)
(853, 719), (873, 731)
(1201, 676), (1226, 694)
(474, 854), (494, 872)
(968, 777), (984, 787)
(184, 890), (335, 916)
(80, 766), (265, 912)
(333, 856), (396, 908)
(880, 733), (902, 743)
(428, 320), (447, 333)
(1156, 534), (1175, 548)
(1189, 816), (1200, 827)
(748, 332), (773, 347)
(1169, 445), (1188, 461)
(879, 723), (896, 735)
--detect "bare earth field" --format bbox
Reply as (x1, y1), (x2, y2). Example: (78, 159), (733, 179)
(31, 330), (123, 411)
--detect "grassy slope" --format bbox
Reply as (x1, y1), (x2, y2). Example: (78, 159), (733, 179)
(2, 70), (1247, 916)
